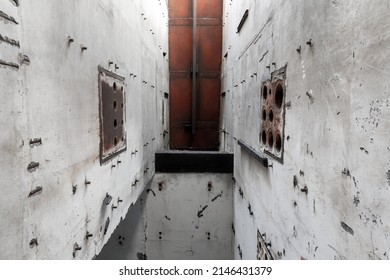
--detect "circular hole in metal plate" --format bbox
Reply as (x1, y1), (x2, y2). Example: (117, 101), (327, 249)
(275, 132), (282, 152)
(269, 110), (274, 122)
(268, 131), (274, 148)
(275, 83), (284, 108)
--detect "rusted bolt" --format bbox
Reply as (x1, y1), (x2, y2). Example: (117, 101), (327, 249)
(81, 45), (87, 51)
(84, 179), (91, 186)
(111, 164), (116, 168)
(29, 138), (42, 147)
(131, 179), (139, 187)
(109, 60), (114, 65)
(72, 185), (77, 195)
(115, 64), (119, 70)
(293, 176), (298, 188)
(29, 238), (38, 248)
(248, 204), (254, 216)
(296, 45), (301, 53)
(111, 204), (118, 210)
(28, 186), (43, 198)
(73, 243), (82, 257)
(85, 232), (93, 239)
(103, 193), (112, 205)
(301, 186), (309, 194)
(266, 65), (271, 69)
(306, 39), (313, 47)
(27, 162), (39, 173)
(67, 36), (74, 44)
(118, 198), (123, 203)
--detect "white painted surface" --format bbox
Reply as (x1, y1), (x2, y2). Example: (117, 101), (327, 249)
(97, 173), (233, 260)
(0, 0), (169, 259)
(221, 0), (390, 259)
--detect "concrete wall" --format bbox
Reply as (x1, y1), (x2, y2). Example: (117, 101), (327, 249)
(221, 0), (390, 259)
(0, 0), (169, 259)
(97, 173), (233, 260)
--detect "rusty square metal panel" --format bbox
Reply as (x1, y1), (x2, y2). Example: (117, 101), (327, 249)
(98, 66), (126, 164)
(260, 66), (287, 163)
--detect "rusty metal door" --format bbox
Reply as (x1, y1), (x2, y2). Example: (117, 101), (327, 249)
(169, 0), (222, 150)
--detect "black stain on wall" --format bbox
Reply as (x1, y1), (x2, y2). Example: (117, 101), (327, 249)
(293, 175), (298, 188)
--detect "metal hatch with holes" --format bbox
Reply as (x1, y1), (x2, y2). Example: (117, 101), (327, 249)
(98, 66), (126, 164)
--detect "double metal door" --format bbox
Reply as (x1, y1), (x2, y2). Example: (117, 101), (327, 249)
(169, 0), (222, 150)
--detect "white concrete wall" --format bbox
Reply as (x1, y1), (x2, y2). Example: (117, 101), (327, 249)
(0, 0), (169, 259)
(97, 173), (233, 260)
(221, 0), (390, 259)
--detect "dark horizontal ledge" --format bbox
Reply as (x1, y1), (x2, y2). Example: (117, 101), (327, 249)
(237, 140), (268, 168)
(155, 151), (233, 173)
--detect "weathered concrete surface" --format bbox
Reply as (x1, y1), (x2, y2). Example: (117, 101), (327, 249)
(0, 0), (169, 259)
(97, 173), (233, 260)
(221, 0), (390, 259)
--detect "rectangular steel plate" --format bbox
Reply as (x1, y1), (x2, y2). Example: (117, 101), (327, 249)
(98, 66), (126, 164)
